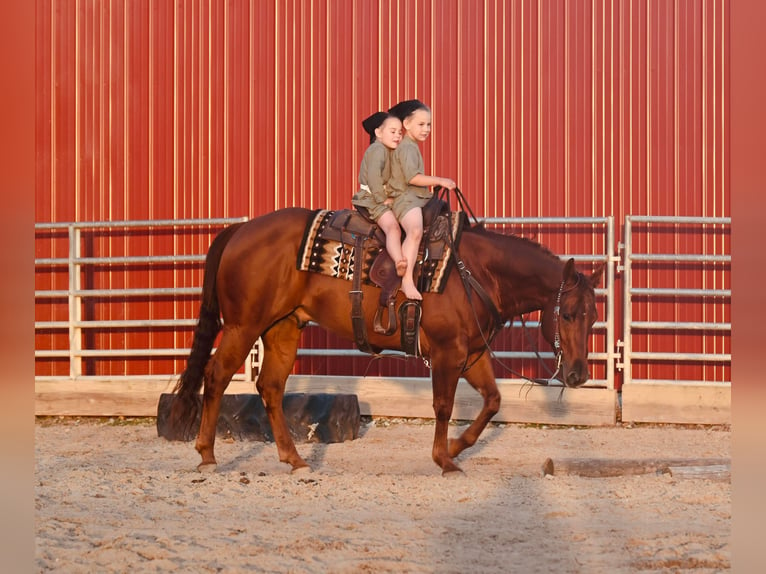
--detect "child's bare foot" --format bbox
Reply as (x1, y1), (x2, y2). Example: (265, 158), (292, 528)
(401, 280), (422, 300)
(395, 258), (408, 277)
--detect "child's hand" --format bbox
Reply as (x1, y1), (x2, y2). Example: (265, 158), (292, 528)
(439, 178), (457, 190)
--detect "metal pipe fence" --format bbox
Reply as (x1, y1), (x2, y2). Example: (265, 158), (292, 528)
(619, 215), (731, 386)
(34, 216), (616, 388)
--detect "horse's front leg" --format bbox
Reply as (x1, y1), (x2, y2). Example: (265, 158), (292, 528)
(430, 353), (464, 475)
(448, 352), (501, 459)
(257, 316), (310, 472)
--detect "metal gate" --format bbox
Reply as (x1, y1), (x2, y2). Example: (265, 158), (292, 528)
(619, 215), (731, 423)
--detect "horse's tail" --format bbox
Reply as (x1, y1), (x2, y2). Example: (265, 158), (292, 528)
(170, 222), (245, 438)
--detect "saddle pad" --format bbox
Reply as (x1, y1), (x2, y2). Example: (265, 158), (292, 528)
(297, 209), (463, 294)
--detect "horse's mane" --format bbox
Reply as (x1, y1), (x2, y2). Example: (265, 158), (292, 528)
(464, 220), (560, 262)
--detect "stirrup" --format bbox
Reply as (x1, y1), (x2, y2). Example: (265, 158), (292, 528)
(399, 300), (422, 356)
(373, 297), (398, 336)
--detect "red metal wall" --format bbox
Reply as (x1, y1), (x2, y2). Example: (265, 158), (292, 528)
(35, 0), (730, 383)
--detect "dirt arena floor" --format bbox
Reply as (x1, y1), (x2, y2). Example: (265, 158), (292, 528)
(35, 417), (730, 573)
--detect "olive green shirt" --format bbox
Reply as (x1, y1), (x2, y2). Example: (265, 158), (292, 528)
(356, 141), (390, 205)
(388, 136), (430, 199)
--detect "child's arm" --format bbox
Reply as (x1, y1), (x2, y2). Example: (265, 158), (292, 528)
(409, 174), (456, 190)
(366, 145), (390, 204)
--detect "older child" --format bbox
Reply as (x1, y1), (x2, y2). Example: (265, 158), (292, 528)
(351, 112), (408, 276)
(387, 99), (456, 300)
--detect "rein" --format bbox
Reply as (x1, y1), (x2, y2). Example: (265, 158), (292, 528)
(439, 197), (504, 373)
(440, 187), (579, 385)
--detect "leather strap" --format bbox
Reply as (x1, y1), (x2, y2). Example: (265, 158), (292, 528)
(349, 234), (376, 354)
(459, 265), (505, 345)
(399, 300), (422, 356)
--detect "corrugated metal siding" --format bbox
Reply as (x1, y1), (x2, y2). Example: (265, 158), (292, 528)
(35, 0), (729, 384)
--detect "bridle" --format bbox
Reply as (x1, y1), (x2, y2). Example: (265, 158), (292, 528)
(450, 244), (582, 385)
(547, 273), (582, 382)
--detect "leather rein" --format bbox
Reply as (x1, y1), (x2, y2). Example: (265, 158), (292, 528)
(439, 187), (574, 384)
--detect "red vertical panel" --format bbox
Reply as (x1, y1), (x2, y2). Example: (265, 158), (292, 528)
(104, 1), (126, 376)
(483, 0), (499, 216)
(36, 0), (53, 224)
(354, 0), (379, 177)
(122, 0), (149, 376)
(310, 1), (328, 208)
(712, 0), (730, 383)
(564, 1), (595, 259)
(274, 1), (291, 209)
(507, 0), (524, 217)
(108, 1), (125, 221)
(249, 1), (276, 215)
(173, 0), (191, 373)
(648, 0), (674, 216)
(326, 0), (355, 210)
(147, 1), (174, 374)
(540, 0), (564, 218)
(676, 0), (702, 384)
(208, 0), (224, 216)
(456, 0), (484, 212)
(430, 0), (458, 194)
(225, 1), (249, 216)
(53, 0), (77, 222)
(642, 2), (678, 388)
(627, 0), (649, 385)
(35, 0), (58, 376)
(77, 0), (91, 220)
(521, 1), (538, 216)
(34, 1), (730, 383)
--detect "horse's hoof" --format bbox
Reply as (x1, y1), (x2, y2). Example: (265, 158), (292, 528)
(441, 464), (465, 478)
(291, 464), (312, 475)
(197, 462), (218, 474)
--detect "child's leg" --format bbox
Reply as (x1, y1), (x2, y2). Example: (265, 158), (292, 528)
(377, 210), (406, 274)
(399, 207), (424, 300)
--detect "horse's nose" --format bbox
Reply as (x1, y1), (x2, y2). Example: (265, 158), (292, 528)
(565, 371), (581, 387)
(565, 360), (590, 387)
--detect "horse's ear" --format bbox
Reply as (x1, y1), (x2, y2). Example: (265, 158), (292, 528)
(590, 263), (605, 287)
(563, 258), (577, 282)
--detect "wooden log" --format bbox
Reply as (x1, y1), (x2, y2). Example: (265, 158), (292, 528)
(156, 393), (361, 443)
(667, 464), (731, 482)
(541, 457), (730, 478)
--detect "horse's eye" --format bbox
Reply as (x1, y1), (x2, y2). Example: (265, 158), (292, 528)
(561, 313), (573, 322)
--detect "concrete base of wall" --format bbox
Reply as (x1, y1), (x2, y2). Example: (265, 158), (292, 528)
(35, 375), (618, 427)
(621, 381), (731, 425)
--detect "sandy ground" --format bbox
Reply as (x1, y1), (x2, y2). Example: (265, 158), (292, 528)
(35, 417), (730, 573)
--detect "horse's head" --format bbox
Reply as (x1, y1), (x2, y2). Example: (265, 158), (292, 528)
(540, 258), (604, 388)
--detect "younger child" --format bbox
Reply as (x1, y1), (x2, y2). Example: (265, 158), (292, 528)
(387, 99), (456, 300)
(351, 111), (408, 276)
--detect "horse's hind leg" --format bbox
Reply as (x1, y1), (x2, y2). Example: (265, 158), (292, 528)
(196, 326), (258, 471)
(257, 315), (309, 472)
(448, 352), (501, 459)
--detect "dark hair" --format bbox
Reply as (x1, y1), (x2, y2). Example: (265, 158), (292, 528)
(387, 99), (429, 122)
(362, 111), (394, 145)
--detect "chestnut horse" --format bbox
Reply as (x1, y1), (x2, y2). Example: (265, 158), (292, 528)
(170, 207), (603, 475)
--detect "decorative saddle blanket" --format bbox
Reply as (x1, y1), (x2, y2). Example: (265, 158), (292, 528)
(296, 206), (465, 294)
